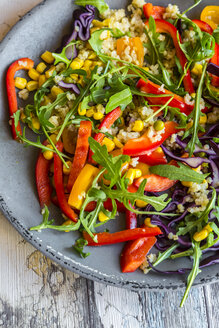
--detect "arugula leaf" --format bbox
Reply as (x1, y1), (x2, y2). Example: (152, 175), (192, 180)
(182, 0), (203, 15)
(150, 162), (208, 183)
(183, 61), (207, 155)
(213, 26), (219, 43)
(73, 238), (90, 258)
(152, 243), (178, 268)
(30, 205), (80, 231)
(52, 41), (78, 67)
(88, 28), (109, 54)
(105, 88), (132, 113)
(180, 242), (202, 307)
(75, 0), (109, 14)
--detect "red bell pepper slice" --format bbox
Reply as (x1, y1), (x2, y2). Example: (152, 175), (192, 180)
(120, 236), (157, 272)
(192, 19), (213, 34)
(135, 173), (176, 192)
(137, 78), (193, 115)
(85, 199), (126, 213)
(145, 19), (194, 93)
(6, 58), (34, 140)
(54, 141), (78, 222)
(138, 148), (167, 165)
(88, 106), (122, 162)
(67, 120), (92, 192)
(125, 210), (137, 229)
(143, 3), (165, 20)
(83, 226), (162, 246)
(210, 43), (219, 87)
(35, 141), (52, 208)
(123, 121), (179, 156)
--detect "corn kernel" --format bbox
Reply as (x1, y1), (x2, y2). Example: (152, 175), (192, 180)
(62, 219), (74, 232)
(43, 145), (54, 160)
(136, 162), (150, 175)
(88, 52), (97, 60)
(193, 229), (208, 242)
(51, 85), (64, 98)
(156, 147), (163, 154)
(45, 66), (56, 79)
(49, 134), (58, 145)
(63, 161), (72, 175)
(144, 217), (156, 228)
(20, 111), (26, 122)
(78, 76), (85, 86)
(118, 117), (125, 127)
(70, 58), (84, 70)
(126, 168), (136, 185)
(41, 51), (54, 64)
(92, 19), (110, 27)
(28, 68), (40, 81)
(191, 63), (202, 76)
(136, 200), (148, 208)
(199, 113), (207, 124)
(32, 117), (40, 130)
(98, 211), (109, 222)
(90, 27), (100, 33)
(83, 60), (92, 68)
(113, 137), (123, 149)
(38, 74), (46, 87)
(70, 74), (78, 82)
(204, 224), (213, 233)
(102, 137), (115, 152)
(186, 120), (193, 130)
(41, 95), (51, 106)
(36, 62), (47, 74)
(132, 120), (144, 132)
(86, 108), (95, 117)
(78, 103), (86, 116)
(143, 67), (150, 72)
(134, 169), (142, 178)
(14, 77), (27, 89)
(93, 112), (104, 120)
(99, 30), (111, 40)
(26, 81), (39, 91)
(181, 181), (193, 187)
(191, 93), (196, 98)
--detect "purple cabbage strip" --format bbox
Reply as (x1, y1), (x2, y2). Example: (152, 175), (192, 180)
(209, 156), (219, 187)
(58, 81), (80, 94)
(209, 140), (219, 156)
(175, 136), (215, 156)
(207, 63), (219, 77)
(202, 123), (219, 138)
(64, 5), (95, 59)
(161, 145), (211, 168)
(176, 19), (183, 36)
(203, 97), (219, 108)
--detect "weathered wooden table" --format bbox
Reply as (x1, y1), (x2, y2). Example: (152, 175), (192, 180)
(0, 1), (218, 327)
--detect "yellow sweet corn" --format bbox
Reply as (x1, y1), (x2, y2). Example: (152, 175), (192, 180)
(191, 93), (196, 98)
(92, 18), (110, 27)
(20, 111), (26, 122)
(83, 60), (93, 68)
(41, 51), (54, 64)
(102, 137), (115, 152)
(126, 168), (136, 185)
(38, 74), (46, 87)
(143, 67), (150, 72)
(70, 58), (84, 70)
(78, 103), (86, 116)
(93, 112), (104, 120)
(62, 219), (74, 232)
(43, 145), (54, 160)
(135, 162), (150, 175)
(70, 74), (78, 82)
(45, 66), (56, 79)
(49, 134), (58, 145)
(144, 217), (157, 228)
(113, 137), (123, 149)
(199, 113), (207, 124)
(14, 77), (27, 89)
(181, 181), (193, 187)
(26, 81), (39, 91)
(36, 62), (47, 74)
(51, 85), (64, 98)
(186, 120), (193, 130)
(156, 147), (163, 154)
(86, 108), (95, 117)
(88, 52), (97, 60)
(28, 68), (40, 81)
(193, 229), (209, 242)
(63, 161), (72, 175)
(118, 117), (125, 127)
(90, 27), (100, 33)
(41, 95), (51, 106)
(98, 211), (109, 222)
(32, 117), (40, 130)
(204, 224), (213, 233)
(191, 63), (203, 76)
(68, 164), (100, 209)
(136, 200), (148, 208)
(134, 169), (142, 178)
(132, 120), (144, 132)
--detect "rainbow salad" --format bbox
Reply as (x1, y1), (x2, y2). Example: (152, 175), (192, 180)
(6, 0), (219, 306)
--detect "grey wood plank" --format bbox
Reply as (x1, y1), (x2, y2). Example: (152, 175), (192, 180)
(204, 284), (219, 328)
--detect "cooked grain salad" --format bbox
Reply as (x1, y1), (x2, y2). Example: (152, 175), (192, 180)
(6, 0), (219, 306)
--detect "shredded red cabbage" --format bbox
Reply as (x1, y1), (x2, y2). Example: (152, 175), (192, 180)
(58, 81), (80, 94)
(207, 63), (219, 77)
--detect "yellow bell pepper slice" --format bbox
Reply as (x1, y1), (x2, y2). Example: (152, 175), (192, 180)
(201, 6), (219, 30)
(68, 164), (100, 210)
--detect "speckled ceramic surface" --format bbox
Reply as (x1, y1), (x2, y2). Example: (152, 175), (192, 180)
(0, 0), (218, 290)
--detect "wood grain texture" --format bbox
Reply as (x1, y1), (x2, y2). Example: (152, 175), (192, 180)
(0, 1), (217, 327)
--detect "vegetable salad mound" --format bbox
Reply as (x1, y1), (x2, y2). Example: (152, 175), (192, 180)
(6, 0), (219, 307)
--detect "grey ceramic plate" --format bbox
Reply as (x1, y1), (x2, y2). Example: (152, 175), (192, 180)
(0, 0), (218, 290)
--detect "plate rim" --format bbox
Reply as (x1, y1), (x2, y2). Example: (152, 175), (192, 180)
(0, 0), (218, 291)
